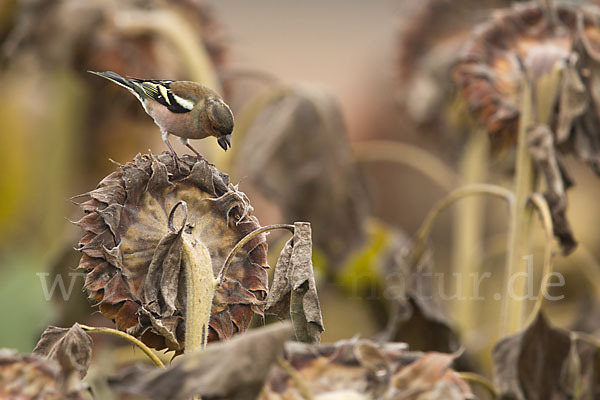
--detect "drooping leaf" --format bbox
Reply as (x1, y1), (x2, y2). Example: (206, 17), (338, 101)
(527, 124), (577, 254)
(265, 222), (324, 343)
(32, 323), (93, 396)
(237, 88), (370, 271)
(493, 312), (600, 400)
(377, 228), (459, 353)
(556, 56), (587, 143)
(109, 322), (293, 400)
(33, 323), (93, 380)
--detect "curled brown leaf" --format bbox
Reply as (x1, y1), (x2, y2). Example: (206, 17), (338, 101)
(493, 312), (600, 400)
(31, 323), (93, 396)
(236, 87), (370, 271)
(265, 222), (324, 344)
(527, 124), (577, 254)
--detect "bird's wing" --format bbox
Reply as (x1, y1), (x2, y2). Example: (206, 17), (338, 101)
(130, 79), (194, 114)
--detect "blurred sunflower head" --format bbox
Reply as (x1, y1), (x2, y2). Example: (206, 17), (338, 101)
(454, 1), (600, 166)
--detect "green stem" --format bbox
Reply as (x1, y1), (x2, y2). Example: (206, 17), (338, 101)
(114, 9), (221, 93)
(522, 193), (555, 327)
(411, 184), (514, 266)
(217, 224), (295, 286)
(79, 324), (165, 368)
(166, 201), (215, 353)
(353, 140), (459, 192)
(182, 239), (214, 352)
(228, 86), (293, 172)
(500, 76), (536, 337)
(276, 357), (314, 400)
(452, 132), (489, 337)
(457, 372), (498, 399)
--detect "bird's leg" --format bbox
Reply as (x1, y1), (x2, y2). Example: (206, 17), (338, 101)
(179, 138), (213, 166)
(162, 131), (180, 169)
(180, 138), (202, 158)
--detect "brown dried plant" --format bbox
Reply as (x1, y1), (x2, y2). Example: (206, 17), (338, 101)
(74, 153), (268, 352)
(455, 2), (600, 253)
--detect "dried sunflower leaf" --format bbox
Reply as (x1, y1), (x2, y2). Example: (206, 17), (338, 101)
(146, 155), (172, 193)
(109, 322), (293, 400)
(557, 55), (587, 143)
(265, 222), (324, 344)
(378, 229), (459, 353)
(183, 159), (218, 195)
(492, 312), (599, 400)
(102, 244), (123, 270)
(527, 124), (577, 254)
(143, 221), (185, 317)
(87, 185), (125, 205)
(32, 323), (93, 394)
(238, 88), (370, 270)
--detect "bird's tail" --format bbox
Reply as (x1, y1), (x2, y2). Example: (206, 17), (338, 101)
(88, 71), (145, 101)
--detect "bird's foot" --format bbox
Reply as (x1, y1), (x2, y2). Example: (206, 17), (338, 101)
(171, 151), (181, 170)
(184, 143), (214, 166)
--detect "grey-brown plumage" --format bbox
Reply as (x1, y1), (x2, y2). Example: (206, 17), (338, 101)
(89, 71), (234, 163)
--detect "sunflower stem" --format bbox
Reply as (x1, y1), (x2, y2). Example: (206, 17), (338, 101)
(457, 372), (498, 399)
(522, 193), (555, 327)
(168, 201), (215, 354)
(79, 324), (165, 368)
(181, 239), (213, 400)
(500, 76), (536, 337)
(353, 140), (459, 192)
(182, 240), (215, 353)
(411, 184), (514, 266)
(452, 131), (489, 339)
(217, 224), (295, 286)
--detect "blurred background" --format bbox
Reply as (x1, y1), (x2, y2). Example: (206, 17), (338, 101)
(1, 0), (600, 387)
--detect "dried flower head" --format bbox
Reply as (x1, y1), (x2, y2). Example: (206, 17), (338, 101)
(74, 153), (268, 352)
(0, 349), (86, 400)
(261, 340), (472, 399)
(397, 0), (516, 129)
(454, 2), (600, 253)
(454, 2), (600, 160)
(1, 0), (226, 74)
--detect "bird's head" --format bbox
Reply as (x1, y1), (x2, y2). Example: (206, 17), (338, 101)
(206, 98), (234, 151)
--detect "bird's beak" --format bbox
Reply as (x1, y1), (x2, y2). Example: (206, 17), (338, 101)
(217, 134), (231, 151)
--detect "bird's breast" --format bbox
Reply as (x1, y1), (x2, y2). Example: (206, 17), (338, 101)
(145, 100), (209, 140)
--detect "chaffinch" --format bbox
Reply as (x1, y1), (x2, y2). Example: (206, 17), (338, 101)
(89, 71), (233, 163)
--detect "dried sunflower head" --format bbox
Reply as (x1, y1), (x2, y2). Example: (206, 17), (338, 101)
(74, 153), (268, 352)
(1, 0), (226, 74)
(397, 0), (517, 130)
(261, 340), (471, 399)
(0, 349), (86, 400)
(454, 2), (600, 253)
(454, 1), (600, 161)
